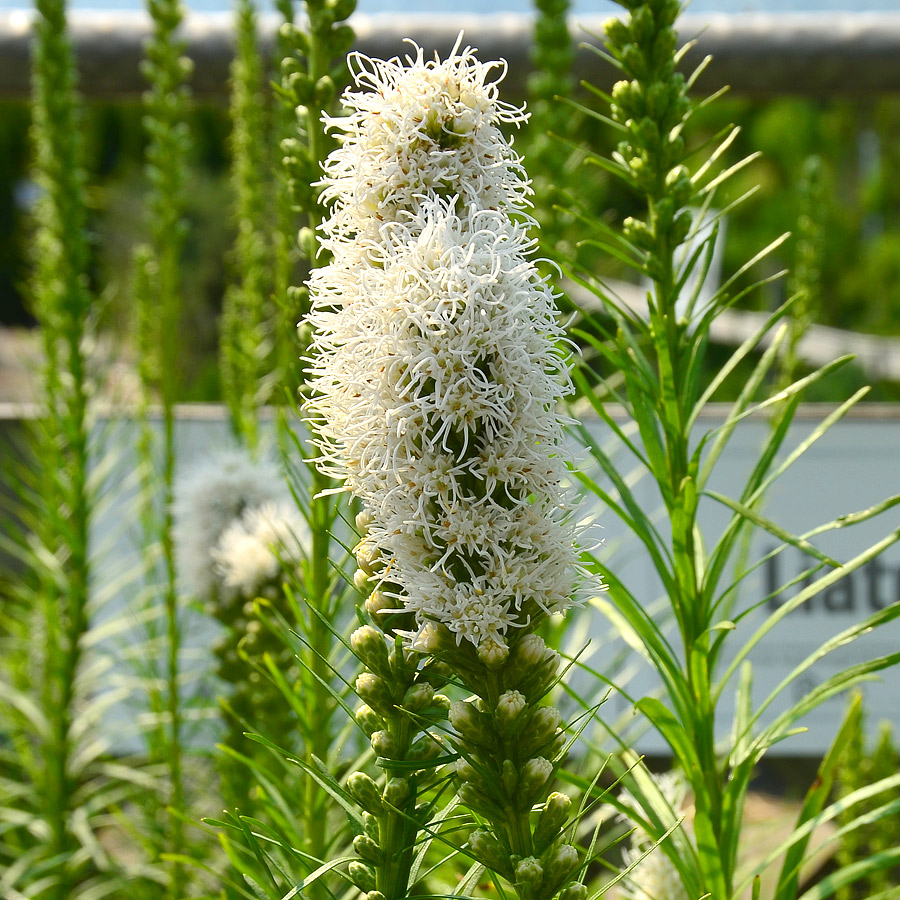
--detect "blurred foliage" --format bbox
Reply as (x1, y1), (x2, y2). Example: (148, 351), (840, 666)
(3, 87), (900, 400)
(833, 696), (900, 900)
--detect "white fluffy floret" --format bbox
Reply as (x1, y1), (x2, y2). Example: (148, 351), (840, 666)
(212, 500), (310, 599)
(320, 37), (530, 243)
(305, 41), (580, 649)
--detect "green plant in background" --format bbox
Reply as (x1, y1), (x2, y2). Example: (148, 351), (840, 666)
(778, 154), (825, 392)
(206, 3), (362, 898)
(220, 0), (274, 449)
(0, 0), (144, 895)
(133, 0), (194, 889)
(524, 0), (577, 259)
(834, 695), (900, 900)
(565, 0), (900, 898)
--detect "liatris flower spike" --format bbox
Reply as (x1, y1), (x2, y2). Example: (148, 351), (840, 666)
(305, 38), (589, 900)
(307, 38), (581, 650)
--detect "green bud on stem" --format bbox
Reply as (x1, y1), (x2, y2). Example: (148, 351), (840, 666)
(356, 672), (394, 717)
(347, 772), (383, 815)
(348, 861), (376, 892)
(353, 833), (382, 864)
(382, 776), (410, 807)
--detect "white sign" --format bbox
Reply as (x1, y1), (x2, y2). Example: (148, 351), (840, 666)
(83, 408), (900, 756)
(575, 410), (900, 756)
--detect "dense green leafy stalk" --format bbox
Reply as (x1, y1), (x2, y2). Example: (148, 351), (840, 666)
(220, 0), (271, 448)
(433, 634), (585, 900)
(835, 701), (900, 900)
(28, 1), (93, 895)
(779, 155), (825, 390)
(348, 623), (451, 900)
(567, 1), (900, 898)
(526, 0), (578, 256)
(275, 1), (356, 890)
(135, 0), (192, 890)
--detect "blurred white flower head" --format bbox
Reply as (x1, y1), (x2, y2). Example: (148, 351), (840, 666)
(212, 500), (309, 599)
(620, 842), (689, 900)
(306, 39), (583, 649)
(172, 449), (289, 601)
(618, 772), (690, 900)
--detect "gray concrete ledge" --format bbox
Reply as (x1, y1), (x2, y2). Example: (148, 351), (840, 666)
(1, 11), (899, 99)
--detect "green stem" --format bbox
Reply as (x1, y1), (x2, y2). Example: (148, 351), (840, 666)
(30, 0), (93, 892)
(138, 0), (190, 889)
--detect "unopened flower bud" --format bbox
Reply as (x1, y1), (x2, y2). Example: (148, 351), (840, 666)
(354, 568), (371, 592)
(408, 734), (442, 762)
(356, 672), (393, 717)
(506, 634), (549, 686)
(362, 811), (380, 842)
(458, 781), (500, 818)
(370, 730), (398, 758)
(604, 17), (631, 49)
(299, 226), (317, 260)
(411, 622), (442, 652)
(496, 690), (527, 735)
(514, 856), (544, 892)
(501, 758), (518, 795)
(468, 829), (511, 875)
(521, 705), (562, 756)
(518, 650), (562, 701)
(353, 833), (381, 863)
(365, 589), (393, 618)
(534, 792), (572, 849)
(542, 844), (580, 895)
(351, 625), (391, 678)
(355, 509), (371, 532)
(519, 757), (554, 807)
(348, 861), (376, 892)
(401, 681), (434, 712)
(347, 773), (383, 815)
(366, 893), (387, 900)
(382, 776), (410, 808)
(456, 757), (478, 782)
(419, 658), (454, 688)
(449, 700), (493, 748)
(558, 884), (588, 900)
(477, 637), (509, 669)
(355, 703), (383, 737)
(355, 539), (380, 575)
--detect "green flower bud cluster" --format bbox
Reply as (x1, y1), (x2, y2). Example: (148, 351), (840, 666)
(353, 513), (419, 637)
(604, 0), (696, 266)
(212, 593), (298, 805)
(438, 631), (583, 900)
(346, 624), (451, 898)
(352, 627), (450, 748)
(275, 3), (355, 250)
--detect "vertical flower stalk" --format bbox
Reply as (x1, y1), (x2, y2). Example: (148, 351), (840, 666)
(272, 4), (357, 889)
(220, 0), (282, 448)
(135, 0), (192, 890)
(347, 618), (452, 900)
(172, 451), (309, 811)
(28, 0), (93, 894)
(306, 42), (587, 900)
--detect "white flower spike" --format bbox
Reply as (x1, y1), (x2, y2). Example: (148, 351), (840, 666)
(306, 38), (580, 649)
